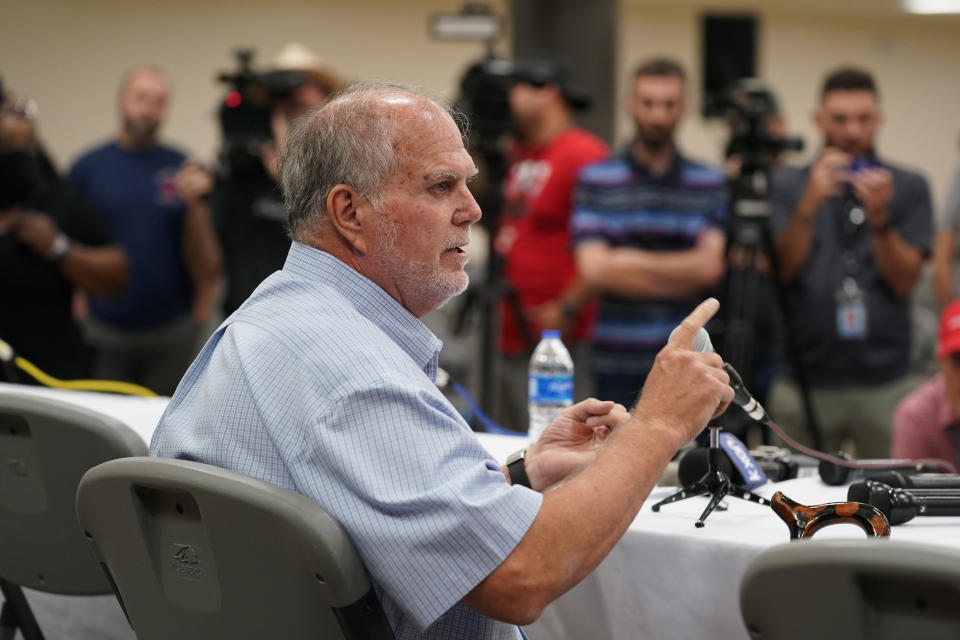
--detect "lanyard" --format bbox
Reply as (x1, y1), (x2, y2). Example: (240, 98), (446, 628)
(833, 193), (866, 280)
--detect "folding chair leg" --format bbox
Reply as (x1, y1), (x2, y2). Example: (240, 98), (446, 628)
(0, 578), (45, 640)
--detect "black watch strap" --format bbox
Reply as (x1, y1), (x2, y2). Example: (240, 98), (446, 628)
(506, 448), (531, 488)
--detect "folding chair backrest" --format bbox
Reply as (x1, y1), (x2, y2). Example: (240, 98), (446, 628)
(740, 540), (960, 640)
(76, 456), (395, 640)
(0, 391), (147, 594)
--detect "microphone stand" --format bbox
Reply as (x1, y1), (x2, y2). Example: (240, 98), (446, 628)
(652, 426), (771, 527)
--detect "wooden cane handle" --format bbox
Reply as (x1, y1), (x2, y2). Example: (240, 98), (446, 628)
(771, 491), (890, 540)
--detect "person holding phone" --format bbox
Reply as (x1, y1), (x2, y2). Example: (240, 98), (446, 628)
(766, 67), (933, 458)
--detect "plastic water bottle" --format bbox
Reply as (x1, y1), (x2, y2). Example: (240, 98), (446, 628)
(528, 330), (574, 441)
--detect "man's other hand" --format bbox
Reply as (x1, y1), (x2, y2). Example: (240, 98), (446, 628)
(524, 398), (630, 491)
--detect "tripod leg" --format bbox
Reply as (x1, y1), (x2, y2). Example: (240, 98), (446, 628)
(0, 578), (44, 640)
(727, 488), (772, 507)
(695, 485), (730, 528)
(0, 602), (13, 640)
(651, 481), (709, 511)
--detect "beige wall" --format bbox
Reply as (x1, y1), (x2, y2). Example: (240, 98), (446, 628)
(620, 3), (960, 212)
(0, 0), (509, 169)
(2, 0), (959, 208)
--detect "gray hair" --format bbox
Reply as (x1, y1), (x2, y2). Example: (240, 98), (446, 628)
(279, 81), (469, 242)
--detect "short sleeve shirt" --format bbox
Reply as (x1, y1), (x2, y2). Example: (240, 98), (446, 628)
(769, 159), (934, 385)
(150, 243), (542, 638)
(571, 149), (728, 376)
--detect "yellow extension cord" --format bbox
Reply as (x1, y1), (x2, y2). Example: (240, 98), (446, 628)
(1, 338), (158, 397)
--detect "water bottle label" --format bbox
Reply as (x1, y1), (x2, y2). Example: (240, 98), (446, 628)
(529, 374), (574, 403)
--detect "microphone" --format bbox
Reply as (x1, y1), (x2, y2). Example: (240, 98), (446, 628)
(668, 323), (957, 479)
(677, 431), (767, 489)
(864, 470), (960, 491)
(862, 481), (960, 525)
(847, 481), (960, 503)
(669, 326), (770, 423)
(818, 453), (943, 486)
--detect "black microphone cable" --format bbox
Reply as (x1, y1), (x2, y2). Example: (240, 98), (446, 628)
(682, 327), (957, 479)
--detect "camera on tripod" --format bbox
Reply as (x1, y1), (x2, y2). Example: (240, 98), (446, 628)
(215, 49), (304, 179)
(720, 78), (803, 176)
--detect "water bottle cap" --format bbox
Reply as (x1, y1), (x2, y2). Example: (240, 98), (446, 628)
(541, 329), (561, 339)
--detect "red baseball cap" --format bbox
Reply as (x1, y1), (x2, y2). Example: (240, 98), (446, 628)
(938, 300), (960, 358)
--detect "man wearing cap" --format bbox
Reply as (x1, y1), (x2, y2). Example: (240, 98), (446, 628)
(493, 57), (608, 429)
(211, 42), (346, 315)
(0, 96), (128, 381)
(571, 58), (728, 409)
(892, 300), (960, 470)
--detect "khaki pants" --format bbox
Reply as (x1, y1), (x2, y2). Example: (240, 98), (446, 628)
(768, 375), (920, 459)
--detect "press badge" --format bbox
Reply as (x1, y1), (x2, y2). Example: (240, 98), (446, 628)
(836, 277), (867, 340)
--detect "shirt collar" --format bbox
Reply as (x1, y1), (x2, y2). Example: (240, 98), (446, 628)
(283, 242), (443, 380)
(621, 142), (685, 181)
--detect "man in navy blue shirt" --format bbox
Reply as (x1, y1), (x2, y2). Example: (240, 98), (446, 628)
(68, 66), (221, 395)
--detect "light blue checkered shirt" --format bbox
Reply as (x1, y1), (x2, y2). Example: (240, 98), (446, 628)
(150, 242), (541, 638)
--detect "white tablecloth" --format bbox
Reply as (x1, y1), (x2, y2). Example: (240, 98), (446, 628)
(4, 383), (960, 639)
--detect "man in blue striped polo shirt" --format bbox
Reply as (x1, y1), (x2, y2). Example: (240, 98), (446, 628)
(151, 82), (734, 639)
(572, 58), (729, 410)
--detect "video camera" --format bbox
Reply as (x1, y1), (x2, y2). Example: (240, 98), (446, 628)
(720, 79), (803, 167)
(215, 49), (307, 178)
(455, 56), (514, 153)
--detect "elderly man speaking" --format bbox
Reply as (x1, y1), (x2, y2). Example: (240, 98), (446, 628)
(151, 83), (732, 639)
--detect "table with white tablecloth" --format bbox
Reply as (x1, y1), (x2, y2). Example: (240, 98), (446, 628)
(4, 383), (960, 640)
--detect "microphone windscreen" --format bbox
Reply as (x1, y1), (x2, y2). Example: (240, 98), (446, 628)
(677, 447), (740, 486)
(847, 481), (870, 503)
(692, 327), (714, 354)
(867, 486), (894, 519)
(667, 325), (714, 353)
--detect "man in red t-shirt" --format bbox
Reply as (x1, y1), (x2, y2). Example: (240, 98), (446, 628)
(493, 57), (609, 429)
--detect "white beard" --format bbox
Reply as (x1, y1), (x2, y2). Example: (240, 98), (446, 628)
(371, 215), (469, 315)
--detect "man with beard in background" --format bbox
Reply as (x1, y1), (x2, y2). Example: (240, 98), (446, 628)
(68, 66), (221, 395)
(571, 58), (728, 409)
(767, 67), (933, 457)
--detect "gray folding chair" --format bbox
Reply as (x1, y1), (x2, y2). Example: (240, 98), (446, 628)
(740, 539), (960, 640)
(0, 391), (147, 640)
(76, 456), (396, 639)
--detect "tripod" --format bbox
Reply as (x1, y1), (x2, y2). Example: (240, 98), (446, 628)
(721, 151), (824, 450)
(652, 426), (770, 527)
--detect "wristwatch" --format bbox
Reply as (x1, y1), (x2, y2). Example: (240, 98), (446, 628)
(506, 448), (531, 489)
(47, 232), (71, 262)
